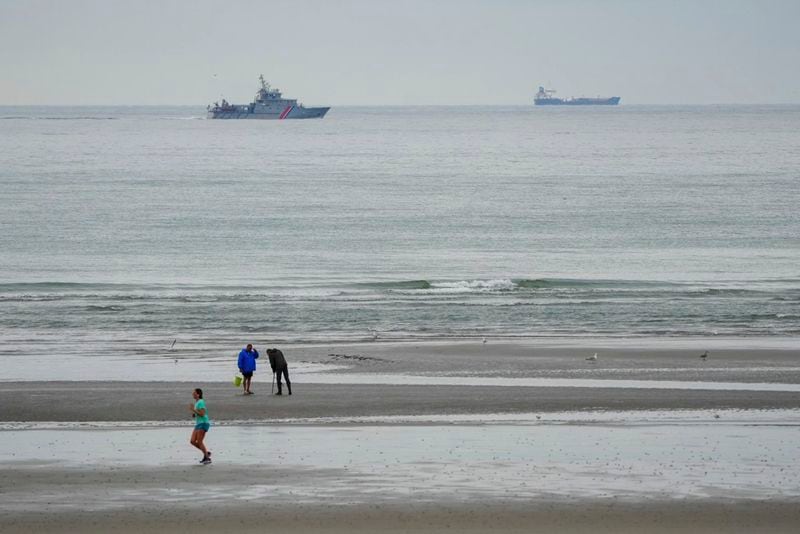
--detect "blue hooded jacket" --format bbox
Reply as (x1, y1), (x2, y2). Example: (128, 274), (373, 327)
(237, 347), (259, 373)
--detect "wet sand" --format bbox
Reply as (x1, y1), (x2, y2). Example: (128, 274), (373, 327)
(3, 343), (800, 422)
(2, 342), (800, 532)
(5, 500), (800, 534)
(3, 419), (800, 533)
(2, 381), (800, 422)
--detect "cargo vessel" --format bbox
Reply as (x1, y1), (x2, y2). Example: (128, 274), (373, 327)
(534, 86), (620, 106)
(207, 75), (330, 119)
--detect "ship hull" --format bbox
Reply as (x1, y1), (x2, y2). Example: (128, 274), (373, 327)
(535, 97), (620, 106)
(207, 106), (330, 119)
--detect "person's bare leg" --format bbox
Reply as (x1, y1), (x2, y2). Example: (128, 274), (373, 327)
(190, 429), (203, 452)
(195, 430), (208, 458)
(191, 428), (209, 460)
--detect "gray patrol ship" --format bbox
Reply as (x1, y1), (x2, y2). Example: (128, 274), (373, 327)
(207, 75), (330, 119)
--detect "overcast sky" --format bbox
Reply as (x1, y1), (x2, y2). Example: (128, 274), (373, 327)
(1, 0), (798, 105)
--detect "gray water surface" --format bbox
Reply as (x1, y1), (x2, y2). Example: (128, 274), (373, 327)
(1, 105), (799, 357)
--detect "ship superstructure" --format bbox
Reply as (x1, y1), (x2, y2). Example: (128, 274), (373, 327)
(207, 75), (330, 119)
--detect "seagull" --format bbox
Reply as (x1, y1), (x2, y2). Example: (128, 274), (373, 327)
(700, 351), (708, 360)
(482, 337), (487, 344)
(586, 353), (598, 362)
(371, 331), (378, 340)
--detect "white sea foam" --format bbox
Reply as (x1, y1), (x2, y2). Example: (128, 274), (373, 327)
(428, 279), (518, 293)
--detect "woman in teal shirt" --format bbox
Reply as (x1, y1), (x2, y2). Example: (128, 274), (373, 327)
(189, 388), (211, 464)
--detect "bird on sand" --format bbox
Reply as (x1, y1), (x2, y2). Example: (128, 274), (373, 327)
(586, 353), (598, 362)
(700, 351), (709, 360)
(482, 337), (487, 344)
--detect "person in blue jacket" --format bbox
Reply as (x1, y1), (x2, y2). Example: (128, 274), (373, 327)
(237, 343), (259, 395)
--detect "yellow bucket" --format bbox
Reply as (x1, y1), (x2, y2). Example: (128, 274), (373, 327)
(233, 374), (243, 387)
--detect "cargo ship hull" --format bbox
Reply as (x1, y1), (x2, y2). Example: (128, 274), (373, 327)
(534, 86), (620, 106)
(535, 96), (620, 106)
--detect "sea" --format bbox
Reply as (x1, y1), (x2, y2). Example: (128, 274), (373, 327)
(1, 105), (799, 364)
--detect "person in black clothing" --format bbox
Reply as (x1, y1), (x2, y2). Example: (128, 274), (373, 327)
(267, 348), (292, 395)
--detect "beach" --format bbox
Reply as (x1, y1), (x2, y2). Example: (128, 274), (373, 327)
(2, 341), (800, 533)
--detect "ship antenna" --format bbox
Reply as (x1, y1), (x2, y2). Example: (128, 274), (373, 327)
(259, 74), (268, 91)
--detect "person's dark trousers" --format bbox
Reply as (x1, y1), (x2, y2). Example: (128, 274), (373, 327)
(276, 366), (291, 395)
